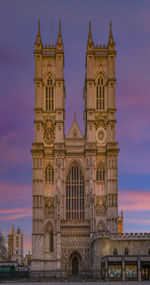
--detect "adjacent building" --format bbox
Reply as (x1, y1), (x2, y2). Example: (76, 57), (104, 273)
(8, 225), (23, 265)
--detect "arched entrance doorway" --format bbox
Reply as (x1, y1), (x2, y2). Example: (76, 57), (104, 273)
(69, 251), (82, 276)
(72, 257), (79, 275)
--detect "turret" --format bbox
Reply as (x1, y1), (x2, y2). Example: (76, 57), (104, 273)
(35, 20), (42, 49)
(56, 20), (63, 49)
(107, 21), (115, 49)
(87, 21), (94, 49)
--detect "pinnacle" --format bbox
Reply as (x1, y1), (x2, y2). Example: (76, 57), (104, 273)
(108, 20), (115, 48)
(35, 20), (42, 46)
(56, 20), (63, 47)
(87, 20), (94, 48)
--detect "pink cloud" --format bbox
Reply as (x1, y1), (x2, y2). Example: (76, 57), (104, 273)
(0, 207), (31, 214)
(119, 190), (150, 211)
(0, 207), (32, 221)
(0, 213), (32, 221)
(126, 218), (150, 224)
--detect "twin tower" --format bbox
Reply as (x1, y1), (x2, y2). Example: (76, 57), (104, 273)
(31, 21), (119, 276)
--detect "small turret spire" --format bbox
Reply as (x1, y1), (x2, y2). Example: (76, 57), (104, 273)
(35, 20), (42, 46)
(11, 224), (15, 234)
(87, 21), (94, 48)
(56, 20), (63, 47)
(108, 21), (115, 48)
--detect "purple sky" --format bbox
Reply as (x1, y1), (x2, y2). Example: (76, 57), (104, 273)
(0, 0), (150, 254)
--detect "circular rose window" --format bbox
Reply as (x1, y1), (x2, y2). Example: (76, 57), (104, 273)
(96, 127), (106, 143)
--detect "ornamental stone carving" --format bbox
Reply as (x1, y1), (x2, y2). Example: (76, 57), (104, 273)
(45, 198), (54, 217)
(43, 116), (55, 144)
(96, 196), (106, 215)
(95, 112), (106, 129)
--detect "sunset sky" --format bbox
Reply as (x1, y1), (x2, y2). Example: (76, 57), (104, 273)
(0, 0), (150, 254)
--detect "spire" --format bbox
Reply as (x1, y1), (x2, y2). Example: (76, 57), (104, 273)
(11, 224), (15, 234)
(56, 20), (63, 47)
(87, 21), (94, 48)
(35, 20), (42, 46)
(108, 21), (115, 48)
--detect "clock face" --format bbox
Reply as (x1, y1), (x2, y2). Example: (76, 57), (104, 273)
(96, 127), (106, 144)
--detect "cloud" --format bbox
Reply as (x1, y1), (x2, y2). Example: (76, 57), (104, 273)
(119, 190), (150, 211)
(0, 183), (32, 205)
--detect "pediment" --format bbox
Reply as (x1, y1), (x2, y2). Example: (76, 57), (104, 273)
(67, 116), (83, 139)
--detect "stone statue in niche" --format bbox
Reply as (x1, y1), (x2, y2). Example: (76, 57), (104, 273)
(96, 197), (106, 215)
(45, 198), (54, 217)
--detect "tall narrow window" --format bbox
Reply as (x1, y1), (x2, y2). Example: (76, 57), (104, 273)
(96, 162), (105, 182)
(66, 162), (84, 220)
(124, 247), (129, 256)
(96, 77), (105, 110)
(45, 222), (54, 253)
(46, 77), (54, 111)
(45, 164), (54, 183)
(113, 248), (118, 256)
(50, 231), (53, 252)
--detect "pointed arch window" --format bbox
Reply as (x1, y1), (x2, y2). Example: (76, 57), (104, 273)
(46, 77), (54, 111)
(96, 162), (105, 182)
(96, 77), (105, 110)
(66, 162), (84, 220)
(124, 247), (129, 256)
(113, 248), (118, 256)
(45, 222), (54, 253)
(45, 164), (54, 183)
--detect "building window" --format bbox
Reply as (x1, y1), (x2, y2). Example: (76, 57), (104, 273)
(66, 162), (84, 220)
(96, 77), (105, 110)
(45, 165), (54, 183)
(50, 231), (53, 252)
(124, 247), (129, 256)
(113, 248), (118, 256)
(16, 236), (19, 248)
(148, 248), (150, 256)
(96, 162), (105, 182)
(46, 77), (54, 111)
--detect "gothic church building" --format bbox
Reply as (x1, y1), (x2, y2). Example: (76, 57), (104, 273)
(31, 22), (150, 281)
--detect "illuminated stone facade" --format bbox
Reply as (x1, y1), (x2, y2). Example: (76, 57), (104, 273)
(31, 22), (150, 280)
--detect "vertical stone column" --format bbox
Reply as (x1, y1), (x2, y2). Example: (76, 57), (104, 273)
(55, 155), (61, 269)
(105, 258), (108, 281)
(138, 258), (141, 281)
(122, 258), (125, 281)
(88, 154), (95, 235)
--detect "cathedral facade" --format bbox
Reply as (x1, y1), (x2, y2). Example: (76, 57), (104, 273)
(31, 22), (150, 281)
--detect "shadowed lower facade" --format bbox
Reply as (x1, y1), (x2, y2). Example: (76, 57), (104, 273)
(31, 21), (150, 281)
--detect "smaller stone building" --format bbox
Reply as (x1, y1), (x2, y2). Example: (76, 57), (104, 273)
(8, 225), (23, 265)
(90, 231), (150, 281)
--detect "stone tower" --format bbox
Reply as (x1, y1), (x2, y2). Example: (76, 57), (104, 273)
(31, 21), (119, 277)
(8, 225), (23, 264)
(83, 21), (119, 234)
(31, 20), (65, 273)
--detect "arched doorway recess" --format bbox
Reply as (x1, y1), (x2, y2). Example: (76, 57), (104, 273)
(69, 251), (82, 276)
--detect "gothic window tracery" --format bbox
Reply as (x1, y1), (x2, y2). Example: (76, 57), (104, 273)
(46, 77), (54, 111)
(66, 162), (84, 220)
(96, 76), (105, 110)
(96, 162), (105, 182)
(45, 164), (54, 183)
